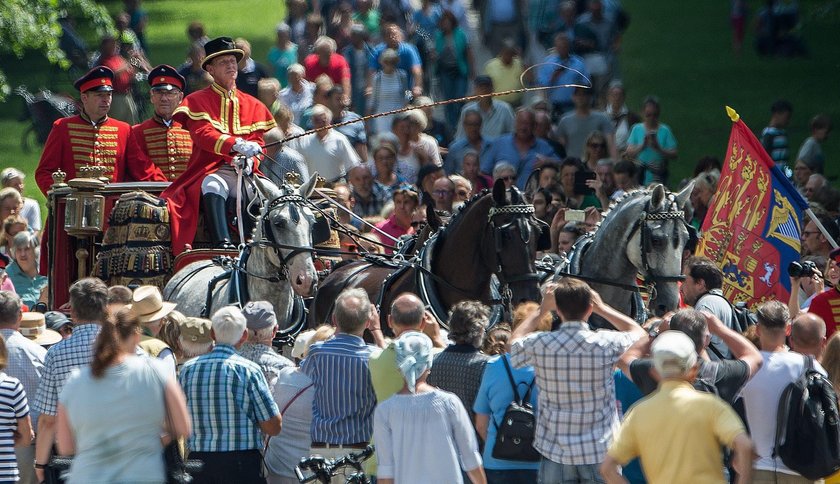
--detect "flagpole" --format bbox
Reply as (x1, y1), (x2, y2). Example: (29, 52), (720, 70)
(804, 208), (840, 249)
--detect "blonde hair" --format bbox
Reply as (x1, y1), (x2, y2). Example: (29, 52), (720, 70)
(822, 332), (840, 390)
(305, 324), (336, 356)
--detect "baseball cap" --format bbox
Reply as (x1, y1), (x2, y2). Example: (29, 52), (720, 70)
(242, 301), (277, 331)
(652, 331), (698, 378)
(44, 311), (72, 331)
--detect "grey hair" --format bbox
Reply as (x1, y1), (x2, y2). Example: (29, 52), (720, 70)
(310, 104), (333, 124)
(0, 291), (21, 327)
(314, 35), (337, 53)
(69, 278), (108, 323)
(447, 300), (490, 347)
(211, 306), (247, 345)
(334, 288), (371, 333)
(287, 63), (305, 75)
(179, 339), (214, 358)
(248, 325), (277, 343)
(11, 231), (39, 251)
(493, 162), (517, 179)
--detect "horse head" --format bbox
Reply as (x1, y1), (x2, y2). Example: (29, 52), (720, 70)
(621, 182), (693, 316)
(253, 174), (320, 297)
(484, 178), (545, 305)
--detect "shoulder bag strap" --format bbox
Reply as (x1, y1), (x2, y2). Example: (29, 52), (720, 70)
(501, 356), (522, 404)
(280, 383), (314, 415)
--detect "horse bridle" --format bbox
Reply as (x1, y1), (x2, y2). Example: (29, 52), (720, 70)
(625, 197), (688, 290)
(248, 190), (319, 280)
(487, 204), (545, 287)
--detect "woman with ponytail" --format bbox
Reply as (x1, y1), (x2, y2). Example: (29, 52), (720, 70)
(373, 332), (486, 484)
(54, 308), (191, 484)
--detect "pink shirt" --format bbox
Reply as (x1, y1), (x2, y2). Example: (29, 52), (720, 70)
(375, 215), (415, 254)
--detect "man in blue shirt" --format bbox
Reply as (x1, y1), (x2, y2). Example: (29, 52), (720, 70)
(367, 23), (424, 96)
(536, 33), (588, 118)
(179, 306), (282, 484)
(303, 288), (378, 461)
(481, 109), (559, 189)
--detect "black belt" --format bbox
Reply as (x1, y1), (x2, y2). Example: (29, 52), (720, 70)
(311, 442), (368, 449)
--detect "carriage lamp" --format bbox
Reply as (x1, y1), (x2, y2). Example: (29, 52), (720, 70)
(63, 166), (107, 237)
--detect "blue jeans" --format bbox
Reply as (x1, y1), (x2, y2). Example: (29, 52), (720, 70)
(538, 459), (606, 484)
(486, 468), (539, 484)
(438, 71), (467, 132)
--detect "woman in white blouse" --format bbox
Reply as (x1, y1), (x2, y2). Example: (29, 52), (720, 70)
(373, 332), (486, 484)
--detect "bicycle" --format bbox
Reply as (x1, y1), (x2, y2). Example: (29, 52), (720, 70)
(295, 445), (374, 483)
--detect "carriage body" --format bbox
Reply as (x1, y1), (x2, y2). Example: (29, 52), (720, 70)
(47, 181), (171, 309)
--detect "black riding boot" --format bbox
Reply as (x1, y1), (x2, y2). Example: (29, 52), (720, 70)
(202, 193), (235, 249)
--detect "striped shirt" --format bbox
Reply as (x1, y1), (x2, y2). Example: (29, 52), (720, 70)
(510, 322), (639, 465)
(302, 333), (377, 444)
(0, 373), (28, 482)
(0, 329), (45, 429)
(179, 344), (279, 452)
(32, 323), (101, 416)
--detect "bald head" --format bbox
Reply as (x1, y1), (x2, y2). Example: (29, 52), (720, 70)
(790, 313), (827, 358)
(389, 293), (425, 332)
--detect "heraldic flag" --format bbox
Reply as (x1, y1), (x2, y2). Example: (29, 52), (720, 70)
(697, 106), (809, 307)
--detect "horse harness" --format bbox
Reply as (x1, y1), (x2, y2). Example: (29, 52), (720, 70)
(555, 196), (687, 298)
(247, 191), (331, 281)
(487, 203), (549, 287)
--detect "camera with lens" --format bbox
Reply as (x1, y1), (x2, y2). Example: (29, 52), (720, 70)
(788, 260), (818, 278)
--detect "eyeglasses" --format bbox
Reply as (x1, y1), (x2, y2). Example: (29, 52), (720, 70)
(499, 175), (516, 181)
(801, 231), (820, 237)
(433, 189), (453, 196)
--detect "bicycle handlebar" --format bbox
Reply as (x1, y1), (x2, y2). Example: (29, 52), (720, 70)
(295, 445), (375, 483)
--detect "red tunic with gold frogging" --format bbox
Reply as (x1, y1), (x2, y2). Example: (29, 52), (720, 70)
(35, 114), (166, 194)
(131, 115), (193, 181)
(161, 82), (276, 255)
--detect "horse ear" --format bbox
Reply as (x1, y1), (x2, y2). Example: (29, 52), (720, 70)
(425, 199), (442, 231)
(492, 178), (507, 205)
(254, 175), (283, 202)
(510, 186), (523, 204)
(299, 172), (318, 199)
(650, 184), (666, 209)
(675, 180), (695, 210)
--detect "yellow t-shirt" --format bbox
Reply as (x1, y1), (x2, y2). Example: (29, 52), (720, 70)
(484, 57), (524, 105)
(609, 380), (746, 484)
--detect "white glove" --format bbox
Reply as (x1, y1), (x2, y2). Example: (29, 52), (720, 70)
(233, 156), (254, 176)
(232, 138), (262, 158)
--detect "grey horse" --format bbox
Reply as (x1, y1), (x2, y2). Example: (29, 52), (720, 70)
(560, 182), (693, 324)
(163, 175), (319, 327)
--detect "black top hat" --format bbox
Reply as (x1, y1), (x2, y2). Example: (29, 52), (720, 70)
(74, 66), (115, 93)
(148, 64), (186, 91)
(202, 37), (245, 70)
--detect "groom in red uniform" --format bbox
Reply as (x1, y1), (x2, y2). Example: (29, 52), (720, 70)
(162, 37), (277, 254)
(35, 66), (165, 194)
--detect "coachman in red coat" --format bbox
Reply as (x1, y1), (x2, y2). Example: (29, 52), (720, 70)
(161, 37), (277, 255)
(35, 66), (166, 195)
(130, 65), (193, 181)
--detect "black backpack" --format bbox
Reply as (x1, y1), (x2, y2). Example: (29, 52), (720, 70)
(492, 357), (540, 462)
(702, 289), (757, 334)
(774, 356), (840, 480)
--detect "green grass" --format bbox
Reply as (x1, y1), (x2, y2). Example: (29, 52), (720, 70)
(620, 0), (840, 185)
(0, 0), (837, 210)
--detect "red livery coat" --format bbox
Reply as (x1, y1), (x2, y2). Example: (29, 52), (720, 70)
(35, 114), (166, 194)
(161, 82), (276, 255)
(130, 115), (193, 182)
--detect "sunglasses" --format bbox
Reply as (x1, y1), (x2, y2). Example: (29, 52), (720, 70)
(588, 142), (606, 148)
(499, 175), (516, 181)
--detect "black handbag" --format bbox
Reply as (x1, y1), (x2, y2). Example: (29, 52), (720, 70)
(491, 357), (541, 462)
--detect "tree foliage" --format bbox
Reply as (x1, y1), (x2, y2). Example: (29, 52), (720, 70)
(0, 0), (113, 100)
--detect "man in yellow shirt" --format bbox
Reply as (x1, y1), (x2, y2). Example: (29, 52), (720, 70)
(601, 331), (755, 484)
(483, 39), (524, 106)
